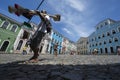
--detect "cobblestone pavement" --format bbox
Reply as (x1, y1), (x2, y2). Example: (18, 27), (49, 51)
(0, 53), (120, 80)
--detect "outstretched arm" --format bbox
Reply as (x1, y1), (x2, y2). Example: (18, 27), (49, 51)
(28, 10), (48, 21)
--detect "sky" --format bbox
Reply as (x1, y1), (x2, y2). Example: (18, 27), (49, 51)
(0, 0), (120, 42)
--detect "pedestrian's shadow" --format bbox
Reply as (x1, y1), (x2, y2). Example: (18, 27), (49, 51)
(0, 61), (120, 80)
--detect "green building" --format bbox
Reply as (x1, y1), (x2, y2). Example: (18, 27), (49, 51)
(0, 13), (30, 53)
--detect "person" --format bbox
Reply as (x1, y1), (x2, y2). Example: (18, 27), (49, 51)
(54, 43), (58, 57)
(26, 10), (52, 62)
(117, 46), (120, 55)
(22, 45), (27, 55)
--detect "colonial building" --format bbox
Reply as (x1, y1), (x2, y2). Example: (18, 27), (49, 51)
(49, 29), (63, 54)
(77, 37), (88, 54)
(0, 13), (22, 53)
(68, 40), (77, 55)
(61, 37), (68, 54)
(0, 13), (32, 53)
(0, 13), (77, 55)
(88, 18), (120, 54)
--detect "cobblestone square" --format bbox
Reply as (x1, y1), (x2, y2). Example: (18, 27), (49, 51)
(0, 54), (120, 80)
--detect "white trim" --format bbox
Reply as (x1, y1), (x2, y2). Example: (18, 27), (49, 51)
(10, 24), (18, 32)
(117, 27), (120, 32)
(0, 21), (4, 27)
(0, 20), (10, 29)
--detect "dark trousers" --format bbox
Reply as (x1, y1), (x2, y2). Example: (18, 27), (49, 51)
(29, 31), (45, 59)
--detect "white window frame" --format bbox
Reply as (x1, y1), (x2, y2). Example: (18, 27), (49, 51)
(0, 21), (10, 29)
(10, 24), (18, 32)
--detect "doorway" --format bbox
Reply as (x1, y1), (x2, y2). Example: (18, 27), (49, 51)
(110, 47), (114, 53)
(105, 48), (108, 53)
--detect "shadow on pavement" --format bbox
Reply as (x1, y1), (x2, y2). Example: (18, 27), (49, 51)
(0, 61), (120, 80)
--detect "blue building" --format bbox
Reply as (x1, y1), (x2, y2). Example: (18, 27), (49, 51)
(88, 18), (120, 54)
(49, 29), (63, 54)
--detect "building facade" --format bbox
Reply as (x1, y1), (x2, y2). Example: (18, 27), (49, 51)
(61, 37), (68, 54)
(88, 18), (120, 54)
(77, 37), (88, 54)
(68, 40), (77, 55)
(49, 30), (63, 54)
(0, 13), (77, 55)
(0, 13), (22, 53)
(0, 13), (32, 53)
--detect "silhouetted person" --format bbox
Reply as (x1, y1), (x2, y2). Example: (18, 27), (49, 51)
(27, 10), (52, 62)
(54, 43), (58, 57)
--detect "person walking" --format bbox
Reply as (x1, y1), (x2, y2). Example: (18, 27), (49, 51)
(54, 43), (58, 57)
(27, 10), (52, 62)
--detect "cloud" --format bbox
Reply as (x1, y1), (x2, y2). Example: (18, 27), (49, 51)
(66, 0), (86, 12)
(48, 0), (95, 41)
(62, 27), (73, 35)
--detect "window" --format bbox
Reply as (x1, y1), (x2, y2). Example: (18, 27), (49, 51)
(109, 39), (112, 43)
(89, 44), (91, 47)
(107, 32), (110, 36)
(102, 34), (105, 37)
(52, 38), (54, 42)
(104, 41), (106, 44)
(100, 25), (103, 28)
(11, 25), (18, 32)
(92, 38), (94, 41)
(1, 21), (9, 29)
(105, 22), (108, 25)
(99, 42), (102, 45)
(96, 43), (98, 46)
(97, 27), (99, 30)
(55, 40), (57, 43)
(98, 36), (101, 39)
(112, 30), (116, 34)
(114, 38), (118, 42)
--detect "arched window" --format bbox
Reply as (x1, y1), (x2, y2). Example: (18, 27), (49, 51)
(1, 21), (9, 29)
(98, 36), (101, 39)
(107, 32), (110, 36)
(100, 25), (103, 28)
(105, 22), (108, 25)
(102, 34), (105, 37)
(11, 25), (18, 32)
(22, 30), (29, 39)
(114, 38), (118, 42)
(112, 30), (116, 34)
(96, 27), (99, 30)
(0, 41), (9, 51)
(104, 41), (106, 44)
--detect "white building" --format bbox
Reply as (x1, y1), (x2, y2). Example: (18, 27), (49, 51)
(77, 37), (88, 54)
